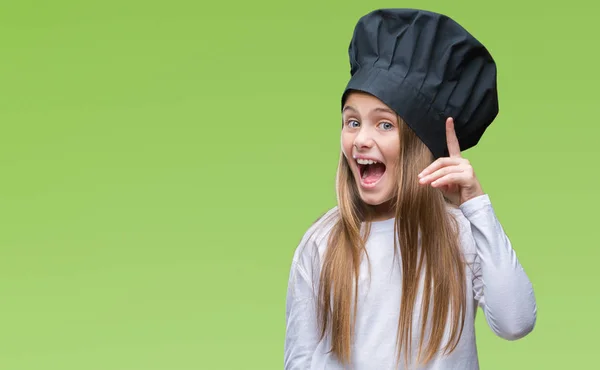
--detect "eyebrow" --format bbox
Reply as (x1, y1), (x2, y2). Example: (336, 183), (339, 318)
(342, 106), (358, 114)
(342, 106), (396, 116)
(372, 107), (396, 115)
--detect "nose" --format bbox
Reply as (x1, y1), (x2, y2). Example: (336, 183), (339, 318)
(353, 126), (375, 150)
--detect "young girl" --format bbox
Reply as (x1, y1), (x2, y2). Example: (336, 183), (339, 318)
(284, 8), (537, 370)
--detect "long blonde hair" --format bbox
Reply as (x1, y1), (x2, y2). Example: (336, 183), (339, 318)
(316, 116), (467, 367)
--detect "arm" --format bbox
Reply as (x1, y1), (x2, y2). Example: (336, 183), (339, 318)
(461, 194), (537, 340)
(284, 259), (320, 369)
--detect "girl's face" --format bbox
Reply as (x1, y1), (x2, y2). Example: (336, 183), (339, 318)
(341, 91), (401, 209)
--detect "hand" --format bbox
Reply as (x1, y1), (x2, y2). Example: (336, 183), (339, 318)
(417, 117), (484, 206)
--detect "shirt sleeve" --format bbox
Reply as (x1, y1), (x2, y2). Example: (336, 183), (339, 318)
(284, 258), (320, 369)
(460, 194), (537, 341)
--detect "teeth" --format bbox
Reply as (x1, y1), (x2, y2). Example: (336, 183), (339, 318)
(356, 158), (378, 165)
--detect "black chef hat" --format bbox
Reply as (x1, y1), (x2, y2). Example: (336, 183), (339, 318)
(342, 9), (499, 159)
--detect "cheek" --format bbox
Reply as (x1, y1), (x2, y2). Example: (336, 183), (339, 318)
(341, 132), (354, 156)
(382, 142), (400, 182)
(381, 141), (400, 163)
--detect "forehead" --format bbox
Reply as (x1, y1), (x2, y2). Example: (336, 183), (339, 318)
(342, 91), (396, 116)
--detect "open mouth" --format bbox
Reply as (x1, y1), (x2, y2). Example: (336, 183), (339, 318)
(357, 159), (386, 187)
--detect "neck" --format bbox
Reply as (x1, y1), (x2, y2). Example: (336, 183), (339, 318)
(367, 199), (395, 222)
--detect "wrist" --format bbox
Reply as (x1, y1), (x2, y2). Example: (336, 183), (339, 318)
(460, 184), (484, 205)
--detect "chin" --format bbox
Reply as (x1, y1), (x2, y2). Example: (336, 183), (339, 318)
(356, 187), (394, 206)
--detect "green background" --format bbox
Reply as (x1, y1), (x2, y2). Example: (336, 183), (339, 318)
(1, 0), (597, 369)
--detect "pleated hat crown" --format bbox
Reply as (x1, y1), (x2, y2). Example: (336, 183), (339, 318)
(342, 9), (499, 158)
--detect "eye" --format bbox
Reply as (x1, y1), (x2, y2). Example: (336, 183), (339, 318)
(379, 122), (394, 130)
(346, 119), (360, 128)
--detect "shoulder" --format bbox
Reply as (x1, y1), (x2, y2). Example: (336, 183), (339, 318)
(293, 206), (339, 260)
(290, 206), (339, 279)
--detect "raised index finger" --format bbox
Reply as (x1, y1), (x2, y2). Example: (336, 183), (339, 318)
(446, 117), (461, 158)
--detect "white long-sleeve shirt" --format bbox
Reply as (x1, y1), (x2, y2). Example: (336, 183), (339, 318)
(284, 194), (536, 369)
